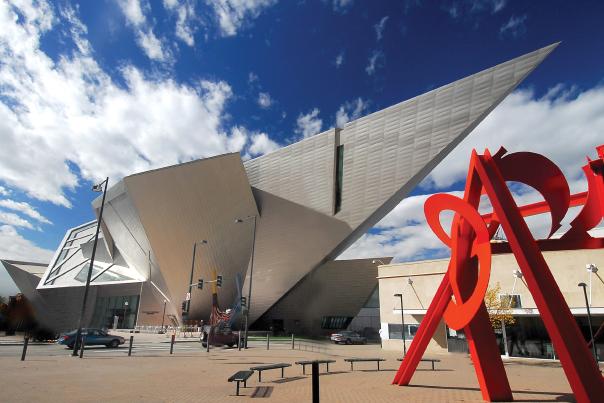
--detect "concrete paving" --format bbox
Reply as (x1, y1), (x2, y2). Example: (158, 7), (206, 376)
(0, 337), (588, 402)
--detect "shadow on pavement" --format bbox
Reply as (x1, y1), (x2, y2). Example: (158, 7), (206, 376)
(250, 386), (273, 398)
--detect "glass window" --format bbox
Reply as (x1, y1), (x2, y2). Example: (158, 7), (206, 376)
(334, 145), (344, 213)
(321, 316), (352, 329)
(388, 323), (419, 340)
(499, 294), (522, 308)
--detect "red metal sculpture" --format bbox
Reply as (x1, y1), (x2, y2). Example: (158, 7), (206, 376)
(393, 145), (604, 402)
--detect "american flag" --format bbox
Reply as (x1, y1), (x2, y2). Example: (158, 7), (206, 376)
(209, 292), (231, 326)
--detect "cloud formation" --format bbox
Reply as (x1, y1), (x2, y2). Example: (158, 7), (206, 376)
(366, 50), (384, 75)
(116, 0), (172, 61)
(257, 92), (273, 109)
(335, 98), (369, 127)
(295, 108), (323, 138)
(374, 16), (389, 41)
(499, 14), (527, 38)
(207, 0), (278, 37)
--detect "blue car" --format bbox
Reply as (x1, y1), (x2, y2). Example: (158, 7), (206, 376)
(57, 328), (125, 348)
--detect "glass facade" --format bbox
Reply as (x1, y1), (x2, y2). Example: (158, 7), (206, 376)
(446, 315), (604, 360)
(321, 316), (352, 329)
(334, 145), (344, 213)
(388, 323), (419, 340)
(90, 295), (140, 329)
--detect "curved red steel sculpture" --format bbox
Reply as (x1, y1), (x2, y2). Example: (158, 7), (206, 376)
(392, 145), (604, 402)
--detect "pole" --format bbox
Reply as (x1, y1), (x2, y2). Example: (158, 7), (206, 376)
(206, 326), (212, 353)
(79, 335), (85, 358)
(397, 294), (407, 356)
(170, 334), (175, 354)
(244, 216), (257, 349)
(21, 336), (29, 361)
(128, 335), (134, 356)
(186, 242), (197, 320)
(73, 178), (108, 356)
(161, 300), (166, 330)
(291, 333), (295, 350)
(311, 360), (320, 403)
(579, 283), (598, 363)
(267, 332), (270, 350)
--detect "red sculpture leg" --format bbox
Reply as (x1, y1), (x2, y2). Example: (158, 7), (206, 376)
(475, 153), (604, 403)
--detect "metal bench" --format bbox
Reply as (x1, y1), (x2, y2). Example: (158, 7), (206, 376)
(228, 370), (254, 396)
(344, 358), (386, 371)
(249, 363), (291, 382)
(295, 359), (336, 374)
(396, 358), (441, 370)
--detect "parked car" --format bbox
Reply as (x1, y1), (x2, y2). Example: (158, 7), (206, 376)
(57, 328), (126, 348)
(200, 325), (241, 348)
(330, 330), (367, 345)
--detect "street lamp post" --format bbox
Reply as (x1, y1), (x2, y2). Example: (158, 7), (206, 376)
(160, 299), (167, 332)
(185, 240), (208, 322)
(587, 264), (598, 306)
(72, 177), (109, 356)
(235, 215), (257, 349)
(394, 293), (407, 356)
(578, 282), (599, 363)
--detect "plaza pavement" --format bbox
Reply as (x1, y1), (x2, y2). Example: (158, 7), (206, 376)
(0, 333), (590, 402)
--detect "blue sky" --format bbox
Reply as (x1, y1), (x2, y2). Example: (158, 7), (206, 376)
(0, 0), (603, 283)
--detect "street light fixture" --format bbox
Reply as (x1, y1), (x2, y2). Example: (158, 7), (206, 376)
(184, 240), (208, 321)
(587, 264), (598, 306)
(235, 215), (257, 349)
(578, 282), (599, 364)
(394, 293), (407, 356)
(72, 177), (109, 357)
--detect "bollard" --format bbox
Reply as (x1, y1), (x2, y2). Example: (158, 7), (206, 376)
(311, 360), (320, 403)
(170, 334), (175, 354)
(206, 327), (212, 353)
(266, 332), (270, 350)
(79, 335), (85, 358)
(238, 329), (242, 351)
(21, 336), (29, 361)
(291, 333), (294, 350)
(128, 335), (134, 356)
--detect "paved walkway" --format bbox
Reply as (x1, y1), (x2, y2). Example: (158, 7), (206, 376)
(0, 342), (587, 402)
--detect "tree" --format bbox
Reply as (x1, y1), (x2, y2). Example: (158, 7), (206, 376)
(484, 282), (515, 330)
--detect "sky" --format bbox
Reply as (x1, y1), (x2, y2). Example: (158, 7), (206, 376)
(0, 0), (603, 295)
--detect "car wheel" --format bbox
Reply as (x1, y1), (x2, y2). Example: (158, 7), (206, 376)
(346, 339), (352, 345)
(109, 339), (119, 348)
(227, 343), (234, 348)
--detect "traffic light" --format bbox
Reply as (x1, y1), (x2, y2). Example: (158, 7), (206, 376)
(197, 279), (204, 289)
(240, 296), (246, 308)
(216, 275), (223, 287)
(181, 301), (187, 313)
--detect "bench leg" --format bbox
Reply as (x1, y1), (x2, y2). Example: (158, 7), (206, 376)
(377, 361), (380, 371)
(432, 362), (435, 371)
(244, 380), (247, 388)
(258, 371), (262, 382)
(350, 362), (353, 371)
(281, 367), (284, 378)
(236, 381), (240, 396)
(326, 362), (330, 372)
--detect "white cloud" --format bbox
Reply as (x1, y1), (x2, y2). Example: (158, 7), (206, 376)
(334, 51), (344, 68)
(248, 132), (280, 156)
(499, 14), (527, 38)
(0, 200), (51, 225)
(340, 85), (604, 262)
(116, 0), (171, 61)
(335, 98), (369, 127)
(257, 92), (272, 109)
(0, 225), (54, 262)
(207, 0), (278, 37)
(332, 0), (354, 13)
(0, 1), (278, 207)
(248, 72), (259, 83)
(163, 0), (197, 46)
(423, 86), (604, 192)
(446, 0), (507, 19)
(0, 212), (35, 230)
(374, 16), (389, 41)
(0, 187), (10, 196)
(365, 50), (384, 75)
(295, 108), (323, 138)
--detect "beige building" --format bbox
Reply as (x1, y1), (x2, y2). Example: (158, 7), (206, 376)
(378, 245), (604, 360)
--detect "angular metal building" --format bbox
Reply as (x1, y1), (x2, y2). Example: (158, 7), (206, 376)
(2, 43), (557, 335)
